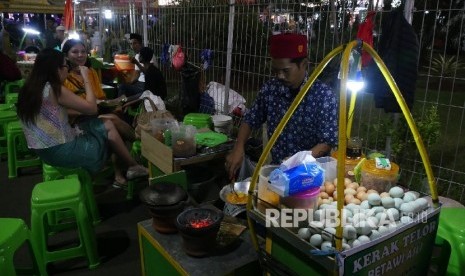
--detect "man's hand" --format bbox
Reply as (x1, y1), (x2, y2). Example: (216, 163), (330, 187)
(225, 146), (245, 181)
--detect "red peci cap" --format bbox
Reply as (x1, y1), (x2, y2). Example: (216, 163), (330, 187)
(269, 33), (308, 59)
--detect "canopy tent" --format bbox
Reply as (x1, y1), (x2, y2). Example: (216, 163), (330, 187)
(0, 0), (65, 13)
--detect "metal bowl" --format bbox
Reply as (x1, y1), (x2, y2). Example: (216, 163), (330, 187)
(219, 181), (251, 205)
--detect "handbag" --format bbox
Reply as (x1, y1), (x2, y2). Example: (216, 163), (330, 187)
(134, 97), (175, 138)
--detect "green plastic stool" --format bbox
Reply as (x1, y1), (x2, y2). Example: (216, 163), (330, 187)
(42, 164), (101, 225)
(0, 218), (48, 276)
(0, 103), (16, 111)
(0, 110), (17, 159)
(436, 208), (465, 276)
(30, 178), (100, 269)
(4, 79), (24, 96)
(5, 93), (18, 105)
(7, 121), (42, 178)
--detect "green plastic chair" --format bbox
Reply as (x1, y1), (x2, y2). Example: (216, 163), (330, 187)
(0, 218), (48, 276)
(6, 121), (42, 178)
(436, 208), (465, 276)
(0, 110), (18, 159)
(42, 164), (101, 225)
(30, 178), (100, 270)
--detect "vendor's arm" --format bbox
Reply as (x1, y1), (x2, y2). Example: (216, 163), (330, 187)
(226, 122), (252, 180)
(311, 143), (332, 158)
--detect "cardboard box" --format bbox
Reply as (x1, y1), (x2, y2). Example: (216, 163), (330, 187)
(141, 130), (173, 174)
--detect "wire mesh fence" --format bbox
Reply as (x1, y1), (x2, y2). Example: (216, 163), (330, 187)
(76, 0), (465, 204)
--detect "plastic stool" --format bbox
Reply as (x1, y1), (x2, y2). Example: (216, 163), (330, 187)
(436, 208), (465, 276)
(42, 164), (101, 225)
(30, 178), (100, 269)
(0, 103), (15, 111)
(0, 218), (48, 276)
(0, 110), (17, 159)
(7, 121), (41, 178)
(4, 79), (24, 96)
(5, 93), (18, 105)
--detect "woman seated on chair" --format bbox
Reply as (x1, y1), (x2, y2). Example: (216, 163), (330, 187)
(17, 48), (148, 186)
(62, 39), (137, 187)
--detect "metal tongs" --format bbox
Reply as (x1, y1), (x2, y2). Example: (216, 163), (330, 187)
(230, 177), (238, 197)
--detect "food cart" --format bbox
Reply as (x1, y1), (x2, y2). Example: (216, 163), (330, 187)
(245, 40), (441, 275)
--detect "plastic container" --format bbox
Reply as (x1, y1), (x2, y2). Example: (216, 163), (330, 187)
(170, 124), (197, 158)
(256, 165), (280, 213)
(361, 159), (399, 192)
(316, 156), (337, 181)
(211, 114), (233, 136)
(114, 54), (135, 71)
(150, 118), (178, 143)
(331, 150), (365, 181)
(280, 187), (320, 210)
(183, 113), (213, 129)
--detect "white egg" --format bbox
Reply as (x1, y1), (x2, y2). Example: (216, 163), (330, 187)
(314, 209), (325, 221)
(360, 200), (371, 210)
(367, 193), (382, 206)
(378, 225), (389, 235)
(357, 235), (371, 244)
(415, 198), (429, 211)
(389, 186), (404, 198)
(409, 201), (421, 214)
(403, 192), (416, 203)
(400, 216), (414, 224)
(375, 212), (388, 225)
(356, 222), (373, 235)
(322, 227), (336, 241)
(394, 198), (404, 209)
(342, 243), (351, 251)
(387, 222), (398, 232)
(404, 191), (418, 200)
(386, 208), (400, 221)
(366, 216), (379, 229)
(372, 206), (385, 214)
(342, 208), (353, 219)
(346, 203), (361, 212)
(309, 234), (323, 247)
(298, 228), (311, 240)
(381, 197), (395, 208)
(352, 213), (367, 224)
(351, 239), (362, 248)
(370, 229), (382, 240)
(343, 225), (357, 240)
(400, 202), (415, 217)
(321, 241), (333, 251)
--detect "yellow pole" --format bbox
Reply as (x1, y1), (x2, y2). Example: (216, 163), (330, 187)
(246, 45), (345, 250)
(362, 43), (439, 206)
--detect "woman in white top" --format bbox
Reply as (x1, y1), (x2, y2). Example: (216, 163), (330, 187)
(17, 48), (147, 182)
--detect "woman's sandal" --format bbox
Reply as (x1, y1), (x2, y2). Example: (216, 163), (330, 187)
(112, 178), (128, 189)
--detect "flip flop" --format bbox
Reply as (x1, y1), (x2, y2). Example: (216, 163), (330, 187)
(112, 179), (128, 189)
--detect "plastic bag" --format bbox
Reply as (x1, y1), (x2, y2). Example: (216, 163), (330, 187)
(279, 150), (316, 170)
(269, 163), (324, 197)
